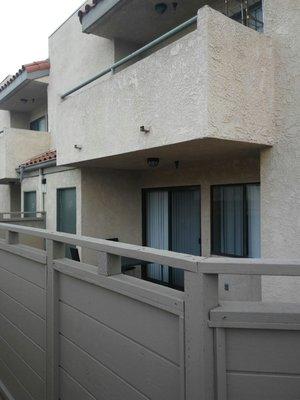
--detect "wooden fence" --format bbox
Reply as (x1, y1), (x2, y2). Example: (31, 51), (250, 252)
(0, 223), (299, 400)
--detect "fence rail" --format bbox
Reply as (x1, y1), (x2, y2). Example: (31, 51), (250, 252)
(0, 211), (46, 221)
(0, 222), (299, 400)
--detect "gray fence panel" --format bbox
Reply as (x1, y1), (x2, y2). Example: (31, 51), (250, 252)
(59, 301), (180, 400)
(227, 329), (300, 374)
(0, 290), (45, 349)
(60, 335), (149, 400)
(227, 372), (300, 400)
(0, 313), (45, 378)
(0, 266), (45, 318)
(0, 336), (45, 400)
(59, 368), (96, 400)
(59, 274), (180, 364)
(0, 248), (45, 288)
(0, 359), (33, 400)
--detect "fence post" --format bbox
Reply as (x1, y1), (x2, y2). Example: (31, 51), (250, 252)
(46, 239), (65, 400)
(98, 251), (121, 275)
(185, 269), (219, 400)
(6, 230), (19, 245)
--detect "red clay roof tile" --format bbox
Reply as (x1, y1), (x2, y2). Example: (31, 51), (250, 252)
(0, 60), (50, 94)
(78, 0), (102, 23)
(20, 150), (57, 168)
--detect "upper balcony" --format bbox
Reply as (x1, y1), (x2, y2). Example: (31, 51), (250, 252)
(0, 128), (51, 183)
(57, 5), (274, 169)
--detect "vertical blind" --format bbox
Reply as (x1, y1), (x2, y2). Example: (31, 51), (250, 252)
(212, 184), (261, 257)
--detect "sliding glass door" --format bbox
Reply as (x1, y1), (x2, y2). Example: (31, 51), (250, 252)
(143, 187), (201, 289)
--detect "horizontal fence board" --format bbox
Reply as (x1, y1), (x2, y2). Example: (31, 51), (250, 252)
(54, 259), (184, 316)
(227, 372), (300, 400)
(226, 329), (300, 375)
(60, 336), (149, 400)
(0, 248), (45, 288)
(0, 313), (45, 379)
(0, 336), (45, 400)
(60, 368), (97, 400)
(59, 274), (180, 364)
(60, 302), (180, 400)
(0, 359), (33, 400)
(0, 241), (46, 265)
(0, 267), (45, 318)
(0, 291), (45, 349)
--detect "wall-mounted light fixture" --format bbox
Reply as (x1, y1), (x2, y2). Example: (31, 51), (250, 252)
(74, 144), (82, 150)
(147, 158), (160, 168)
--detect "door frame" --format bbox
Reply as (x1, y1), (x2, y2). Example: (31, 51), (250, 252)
(141, 185), (201, 288)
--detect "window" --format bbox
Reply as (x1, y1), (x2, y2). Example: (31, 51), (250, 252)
(30, 116), (47, 131)
(211, 183), (260, 258)
(57, 188), (76, 259)
(143, 186), (201, 289)
(24, 191), (36, 218)
(231, 1), (263, 32)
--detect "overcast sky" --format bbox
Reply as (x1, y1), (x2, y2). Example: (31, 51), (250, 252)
(0, 0), (84, 82)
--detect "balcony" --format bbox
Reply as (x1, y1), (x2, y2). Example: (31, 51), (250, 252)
(57, 6), (274, 168)
(0, 128), (51, 183)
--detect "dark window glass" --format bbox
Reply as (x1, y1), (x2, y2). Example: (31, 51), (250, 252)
(30, 116), (47, 131)
(212, 183), (260, 258)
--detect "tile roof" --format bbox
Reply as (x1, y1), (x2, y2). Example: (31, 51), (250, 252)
(20, 150), (57, 168)
(78, 0), (102, 23)
(0, 60), (50, 94)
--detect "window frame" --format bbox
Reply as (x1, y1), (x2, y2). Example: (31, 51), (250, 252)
(29, 115), (48, 132)
(210, 182), (260, 258)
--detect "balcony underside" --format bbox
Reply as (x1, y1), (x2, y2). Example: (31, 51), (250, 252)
(69, 137), (267, 170)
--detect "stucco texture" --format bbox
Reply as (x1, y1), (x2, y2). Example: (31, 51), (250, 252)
(50, 6), (274, 167)
(261, 0), (300, 302)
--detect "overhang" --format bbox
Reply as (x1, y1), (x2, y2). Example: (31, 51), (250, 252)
(0, 60), (50, 112)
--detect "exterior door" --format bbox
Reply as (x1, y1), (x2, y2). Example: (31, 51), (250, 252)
(143, 187), (201, 289)
(24, 191), (36, 217)
(57, 188), (76, 257)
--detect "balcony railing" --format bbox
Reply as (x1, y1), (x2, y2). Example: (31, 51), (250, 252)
(0, 211), (46, 221)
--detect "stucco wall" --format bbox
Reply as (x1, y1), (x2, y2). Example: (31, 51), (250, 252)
(48, 9), (114, 142)
(0, 185), (10, 212)
(81, 155), (261, 300)
(0, 111), (10, 129)
(0, 128), (51, 181)
(261, 0), (300, 302)
(52, 6), (274, 167)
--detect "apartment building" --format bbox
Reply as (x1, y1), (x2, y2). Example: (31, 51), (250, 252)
(0, 0), (299, 301)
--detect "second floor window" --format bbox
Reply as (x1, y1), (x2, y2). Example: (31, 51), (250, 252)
(211, 183), (261, 258)
(30, 116), (47, 131)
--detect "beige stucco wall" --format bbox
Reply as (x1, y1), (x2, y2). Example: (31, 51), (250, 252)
(0, 185), (10, 212)
(260, 0), (300, 302)
(81, 155), (261, 300)
(48, 9), (114, 142)
(21, 167), (81, 233)
(51, 6), (274, 167)
(0, 128), (51, 181)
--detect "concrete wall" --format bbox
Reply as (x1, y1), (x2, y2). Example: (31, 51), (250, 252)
(0, 111), (10, 130)
(52, 6), (274, 166)
(0, 186), (10, 212)
(261, 0), (300, 302)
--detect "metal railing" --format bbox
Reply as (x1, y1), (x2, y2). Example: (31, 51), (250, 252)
(61, 15), (198, 99)
(0, 211), (46, 221)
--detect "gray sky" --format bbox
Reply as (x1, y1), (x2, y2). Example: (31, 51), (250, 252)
(0, 0), (84, 82)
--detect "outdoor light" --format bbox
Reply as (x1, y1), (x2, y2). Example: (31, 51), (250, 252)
(155, 3), (168, 14)
(147, 158), (160, 168)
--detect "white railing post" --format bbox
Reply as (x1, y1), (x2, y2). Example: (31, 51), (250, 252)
(46, 239), (65, 400)
(184, 269), (219, 400)
(6, 229), (19, 244)
(98, 251), (121, 275)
